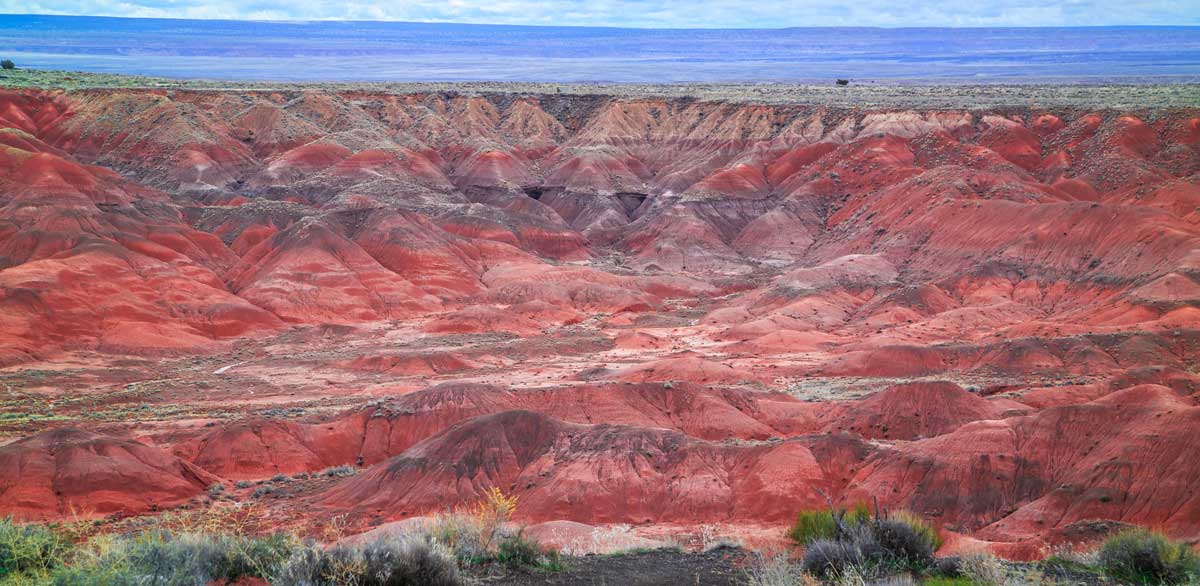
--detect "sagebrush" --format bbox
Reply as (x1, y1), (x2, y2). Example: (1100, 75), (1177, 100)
(1098, 528), (1199, 585)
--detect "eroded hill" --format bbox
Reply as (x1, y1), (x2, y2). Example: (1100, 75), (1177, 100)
(0, 86), (1197, 558)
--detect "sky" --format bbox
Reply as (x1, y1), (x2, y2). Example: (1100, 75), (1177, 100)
(3, 0), (1198, 28)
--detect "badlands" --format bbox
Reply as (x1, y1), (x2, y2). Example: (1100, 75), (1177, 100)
(0, 80), (1198, 564)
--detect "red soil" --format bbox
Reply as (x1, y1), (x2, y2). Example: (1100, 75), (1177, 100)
(0, 88), (1197, 556)
(843, 385), (1200, 556)
(317, 410), (875, 525)
(0, 429), (217, 520)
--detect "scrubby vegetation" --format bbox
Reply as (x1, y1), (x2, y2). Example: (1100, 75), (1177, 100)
(789, 504), (871, 545)
(6, 503), (1197, 586)
(744, 552), (807, 586)
(276, 535), (461, 586)
(318, 465), (358, 479)
(791, 504), (941, 579)
(0, 519), (71, 580)
(0, 488), (564, 586)
(1, 518), (294, 586)
(775, 503), (981, 584)
(52, 531), (296, 586)
(419, 487), (561, 572)
(494, 529), (564, 572)
(1097, 528), (1199, 585)
(929, 551), (1005, 586)
(775, 503), (1200, 585)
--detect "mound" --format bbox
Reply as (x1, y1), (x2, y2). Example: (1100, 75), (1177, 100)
(424, 305), (546, 336)
(341, 351), (478, 375)
(177, 419), (359, 480)
(228, 219), (443, 323)
(183, 381), (824, 476)
(0, 429), (218, 520)
(842, 385), (1200, 545)
(777, 254), (899, 290)
(827, 382), (1004, 440)
(318, 410), (876, 525)
(592, 356), (763, 385)
(0, 244), (282, 363)
(612, 330), (670, 350)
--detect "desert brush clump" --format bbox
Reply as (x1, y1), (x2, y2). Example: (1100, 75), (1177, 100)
(420, 487), (561, 572)
(0, 518), (72, 582)
(952, 551), (1006, 585)
(51, 530), (296, 586)
(319, 465), (358, 478)
(279, 485), (558, 582)
(743, 551), (812, 586)
(1097, 527), (1199, 585)
(470, 486), (519, 553)
(803, 523), (888, 579)
(789, 503), (872, 545)
(494, 529), (563, 572)
(275, 535), (461, 586)
(1, 488), (557, 585)
(931, 552), (1008, 583)
(792, 502), (942, 580)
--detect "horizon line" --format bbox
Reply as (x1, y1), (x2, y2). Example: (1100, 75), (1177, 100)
(4, 12), (1199, 32)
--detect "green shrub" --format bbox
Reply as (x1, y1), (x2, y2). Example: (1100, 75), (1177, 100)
(796, 508), (941, 577)
(423, 513), (486, 565)
(0, 518), (72, 578)
(1041, 552), (1101, 577)
(494, 531), (563, 572)
(957, 551), (1004, 586)
(359, 537), (462, 585)
(52, 530), (294, 586)
(1098, 528), (1199, 585)
(889, 510), (942, 551)
(788, 503), (871, 545)
(933, 555), (962, 577)
(743, 552), (805, 586)
(873, 516), (938, 571)
(0, 60), (13, 70)
(277, 535), (461, 586)
(802, 524), (885, 578)
(319, 465), (357, 478)
(131, 531), (293, 584)
(789, 510), (839, 546)
(923, 577), (975, 586)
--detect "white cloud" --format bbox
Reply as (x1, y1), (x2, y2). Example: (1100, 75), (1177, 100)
(3, 0), (1198, 27)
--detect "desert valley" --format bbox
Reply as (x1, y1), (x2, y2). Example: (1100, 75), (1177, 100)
(0, 75), (1198, 583)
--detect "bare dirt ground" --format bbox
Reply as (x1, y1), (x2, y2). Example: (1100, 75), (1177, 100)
(2, 68), (1198, 108)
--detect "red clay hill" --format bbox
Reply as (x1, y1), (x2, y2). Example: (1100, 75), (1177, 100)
(0, 87), (1197, 557)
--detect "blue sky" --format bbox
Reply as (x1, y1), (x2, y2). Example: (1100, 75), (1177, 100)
(4, 0), (1198, 27)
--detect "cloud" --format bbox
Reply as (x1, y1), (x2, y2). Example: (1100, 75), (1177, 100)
(3, 0), (1198, 27)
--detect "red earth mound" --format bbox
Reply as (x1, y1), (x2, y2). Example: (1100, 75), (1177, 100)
(842, 385), (1200, 552)
(0, 429), (218, 520)
(826, 381), (1011, 440)
(177, 380), (1018, 481)
(179, 381), (815, 478)
(317, 410), (875, 525)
